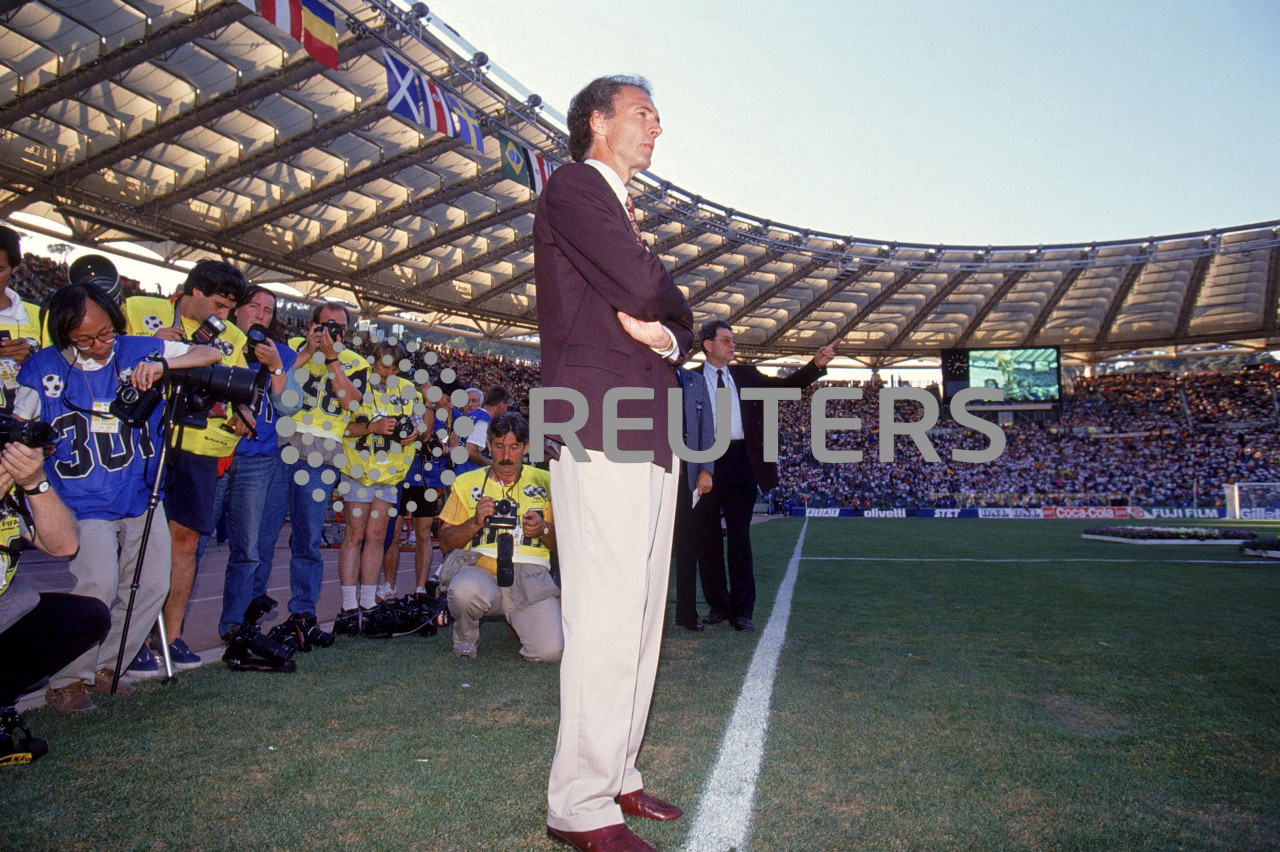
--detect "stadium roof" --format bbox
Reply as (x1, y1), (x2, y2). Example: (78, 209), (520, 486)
(2, 0), (1278, 366)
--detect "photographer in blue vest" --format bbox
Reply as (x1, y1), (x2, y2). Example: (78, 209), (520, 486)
(14, 284), (220, 711)
(205, 285), (303, 644)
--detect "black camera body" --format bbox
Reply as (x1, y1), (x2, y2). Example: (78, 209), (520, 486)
(322, 320), (344, 343)
(393, 415), (416, 442)
(485, 498), (519, 588)
(0, 415), (57, 448)
(487, 497), (519, 530)
(223, 594), (297, 672)
(110, 383), (164, 427)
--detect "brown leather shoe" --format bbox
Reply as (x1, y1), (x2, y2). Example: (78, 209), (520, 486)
(46, 682), (96, 715)
(88, 669), (136, 697)
(616, 789), (683, 821)
(546, 823), (654, 851)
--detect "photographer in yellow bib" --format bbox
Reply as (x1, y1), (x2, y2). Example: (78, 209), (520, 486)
(123, 260), (248, 671)
(0, 228), (46, 412)
(333, 340), (423, 634)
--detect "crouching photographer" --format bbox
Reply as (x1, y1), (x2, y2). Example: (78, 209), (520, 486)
(436, 412), (562, 662)
(0, 436), (105, 765)
(13, 284), (221, 712)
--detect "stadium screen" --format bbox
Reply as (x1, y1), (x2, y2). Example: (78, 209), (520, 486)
(941, 347), (1061, 403)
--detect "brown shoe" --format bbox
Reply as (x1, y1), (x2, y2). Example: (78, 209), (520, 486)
(616, 789), (683, 821)
(87, 669), (136, 697)
(46, 682), (96, 715)
(546, 824), (653, 852)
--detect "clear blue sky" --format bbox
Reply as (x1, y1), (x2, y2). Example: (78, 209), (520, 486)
(423, 0), (1280, 246)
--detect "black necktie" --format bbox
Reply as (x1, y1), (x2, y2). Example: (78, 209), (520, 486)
(716, 369), (726, 389)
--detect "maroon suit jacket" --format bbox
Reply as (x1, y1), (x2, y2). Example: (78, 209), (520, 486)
(534, 163), (694, 469)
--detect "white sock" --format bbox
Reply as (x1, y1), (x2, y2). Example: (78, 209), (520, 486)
(414, 585), (427, 595)
(358, 585), (377, 609)
(341, 585), (358, 611)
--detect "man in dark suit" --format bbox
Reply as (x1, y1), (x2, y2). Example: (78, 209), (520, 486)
(695, 320), (836, 632)
(672, 366), (715, 631)
(535, 75), (695, 852)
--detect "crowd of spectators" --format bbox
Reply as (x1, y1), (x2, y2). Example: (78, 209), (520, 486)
(776, 368), (1280, 509)
(11, 252), (147, 304)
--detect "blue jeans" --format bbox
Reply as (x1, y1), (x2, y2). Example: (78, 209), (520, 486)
(215, 454), (288, 636)
(287, 457), (338, 616)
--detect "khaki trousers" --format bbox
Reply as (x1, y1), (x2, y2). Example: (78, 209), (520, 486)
(448, 564), (563, 662)
(51, 508), (172, 687)
(546, 451), (678, 832)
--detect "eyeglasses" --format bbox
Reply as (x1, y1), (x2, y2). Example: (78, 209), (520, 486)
(68, 329), (117, 349)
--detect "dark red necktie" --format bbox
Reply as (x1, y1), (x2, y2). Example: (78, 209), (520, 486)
(624, 196), (644, 247)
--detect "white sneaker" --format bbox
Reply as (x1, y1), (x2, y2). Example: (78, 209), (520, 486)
(452, 641), (477, 659)
(375, 583), (396, 602)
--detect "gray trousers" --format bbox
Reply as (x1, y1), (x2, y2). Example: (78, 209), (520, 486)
(448, 565), (563, 662)
(50, 507), (172, 688)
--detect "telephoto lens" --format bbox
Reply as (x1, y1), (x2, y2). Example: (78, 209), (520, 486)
(0, 416), (57, 448)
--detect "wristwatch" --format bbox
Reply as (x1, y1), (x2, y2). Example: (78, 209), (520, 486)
(21, 480), (50, 496)
(271, 367), (285, 376)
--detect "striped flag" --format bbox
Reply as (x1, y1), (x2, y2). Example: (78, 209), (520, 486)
(498, 131), (555, 194)
(422, 79), (457, 139)
(380, 50), (487, 152)
(254, 0), (339, 70)
(258, 0), (302, 40)
(300, 0), (339, 69)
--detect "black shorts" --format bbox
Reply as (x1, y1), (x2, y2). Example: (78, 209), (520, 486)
(401, 484), (445, 519)
(163, 451), (220, 534)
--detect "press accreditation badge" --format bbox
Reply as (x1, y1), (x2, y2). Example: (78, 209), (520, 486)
(0, 357), (19, 390)
(91, 400), (120, 434)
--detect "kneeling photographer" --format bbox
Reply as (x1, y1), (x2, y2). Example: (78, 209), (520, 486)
(13, 283), (221, 712)
(0, 436), (106, 764)
(436, 411), (562, 662)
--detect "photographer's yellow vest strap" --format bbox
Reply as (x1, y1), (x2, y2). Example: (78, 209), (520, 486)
(342, 374), (422, 486)
(439, 466), (553, 576)
(288, 337), (370, 443)
(124, 295), (249, 457)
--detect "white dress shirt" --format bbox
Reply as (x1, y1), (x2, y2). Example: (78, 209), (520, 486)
(701, 362), (745, 441)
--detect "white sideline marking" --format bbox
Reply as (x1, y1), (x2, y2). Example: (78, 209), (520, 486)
(683, 519), (808, 852)
(802, 557), (1270, 565)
